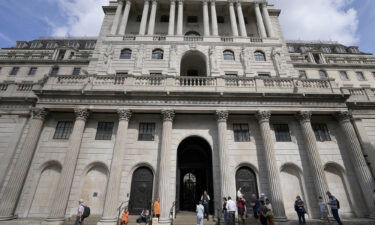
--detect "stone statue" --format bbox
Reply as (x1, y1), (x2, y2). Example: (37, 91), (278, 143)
(135, 44), (145, 68)
(103, 44), (114, 73)
(209, 46), (218, 71)
(169, 45), (177, 69)
(271, 47), (282, 76)
(240, 47), (250, 71)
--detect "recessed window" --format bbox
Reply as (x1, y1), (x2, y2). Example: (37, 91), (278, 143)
(319, 70), (328, 79)
(30, 42), (42, 49)
(150, 72), (162, 76)
(273, 124), (291, 142)
(53, 121), (74, 140)
(372, 72), (375, 79)
(72, 67), (81, 76)
(321, 46), (332, 54)
(258, 73), (270, 78)
(187, 70), (198, 76)
(339, 71), (349, 81)
(120, 48), (132, 59)
(223, 50), (235, 61)
(136, 15), (142, 22)
(313, 53), (322, 64)
(50, 66), (60, 75)
(225, 73), (237, 77)
(254, 51), (266, 61)
(116, 72), (128, 76)
(217, 16), (224, 23)
(356, 71), (366, 81)
(312, 124), (331, 142)
(138, 123), (156, 141)
(46, 42), (58, 49)
(299, 70), (307, 79)
(85, 42), (96, 49)
(152, 49), (164, 59)
(160, 15), (169, 22)
(95, 122), (114, 140)
(187, 16), (198, 23)
(335, 46), (347, 54)
(28, 67), (37, 76)
(233, 124), (250, 142)
(10, 67), (20, 76)
(57, 50), (66, 60)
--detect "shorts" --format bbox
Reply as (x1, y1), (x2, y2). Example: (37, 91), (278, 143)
(238, 208), (245, 216)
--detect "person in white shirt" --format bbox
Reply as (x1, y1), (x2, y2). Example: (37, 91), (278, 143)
(226, 196), (236, 225)
(318, 196), (331, 225)
(237, 187), (244, 200)
(75, 199), (85, 225)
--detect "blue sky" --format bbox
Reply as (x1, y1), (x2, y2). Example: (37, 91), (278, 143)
(0, 0), (374, 54)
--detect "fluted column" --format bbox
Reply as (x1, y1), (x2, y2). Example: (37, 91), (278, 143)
(261, 3), (275, 38)
(111, 0), (124, 35)
(99, 109), (132, 224)
(46, 108), (90, 222)
(203, 0), (210, 36)
(0, 108), (48, 221)
(228, 1), (239, 37)
(168, 0), (176, 35)
(256, 111), (286, 220)
(210, 1), (218, 36)
(254, 3), (267, 38)
(335, 111), (375, 217)
(236, 2), (247, 37)
(139, 0), (150, 35)
(176, 0), (184, 35)
(158, 110), (175, 224)
(147, 0), (158, 35)
(118, 0), (132, 35)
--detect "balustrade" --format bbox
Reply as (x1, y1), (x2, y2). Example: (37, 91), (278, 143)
(135, 76), (165, 86)
(263, 78), (294, 88)
(17, 84), (33, 91)
(176, 76), (216, 87)
(184, 36), (203, 42)
(225, 77), (255, 87)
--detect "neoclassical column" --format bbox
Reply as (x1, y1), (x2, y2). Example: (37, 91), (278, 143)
(111, 0), (124, 35)
(228, 1), (239, 37)
(158, 110), (175, 224)
(0, 108), (48, 221)
(254, 3), (267, 38)
(99, 109), (132, 224)
(139, 0), (150, 35)
(46, 108), (90, 222)
(168, 0), (176, 35)
(335, 111), (375, 217)
(176, 0), (184, 35)
(202, 0), (210, 36)
(236, 2), (247, 37)
(210, 1), (219, 36)
(147, 0), (158, 35)
(118, 0), (132, 35)
(261, 3), (275, 38)
(255, 111), (286, 220)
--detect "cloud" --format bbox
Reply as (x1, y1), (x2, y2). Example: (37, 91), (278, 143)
(269, 0), (359, 45)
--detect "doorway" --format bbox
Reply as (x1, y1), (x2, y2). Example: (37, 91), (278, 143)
(129, 167), (154, 215)
(235, 166), (258, 209)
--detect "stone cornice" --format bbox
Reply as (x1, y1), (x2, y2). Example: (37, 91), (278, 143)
(290, 62), (375, 69)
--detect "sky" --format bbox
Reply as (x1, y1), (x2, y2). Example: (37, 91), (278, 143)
(0, 0), (374, 54)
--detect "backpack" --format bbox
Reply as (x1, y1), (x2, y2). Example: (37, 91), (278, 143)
(83, 206), (90, 218)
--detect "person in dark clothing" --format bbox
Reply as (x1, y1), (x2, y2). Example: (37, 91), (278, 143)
(294, 196), (306, 225)
(250, 193), (260, 219)
(327, 191), (343, 225)
(222, 197), (228, 225)
(201, 190), (211, 221)
(257, 200), (268, 225)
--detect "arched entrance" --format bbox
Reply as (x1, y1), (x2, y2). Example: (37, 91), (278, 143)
(177, 137), (214, 213)
(235, 167), (258, 208)
(129, 167), (154, 215)
(180, 51), (207, 77)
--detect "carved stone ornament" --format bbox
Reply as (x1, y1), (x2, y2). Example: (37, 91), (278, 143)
(74, 108), (90, 121)
(32, 108), (48, 120)
(215, 110), (229, 122)
(335, 111), (352, 122)
(255, 110), (271, 122)
(161, 109), (175, 121)
(296, 111), (312, 123)
(117, 109), (132, 121)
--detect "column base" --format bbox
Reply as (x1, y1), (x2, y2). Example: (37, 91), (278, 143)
(274, 216), (288, 222)
(0, 215), (17, 221)
(41, 218), (65, 225)
(157, 217), (172, 225)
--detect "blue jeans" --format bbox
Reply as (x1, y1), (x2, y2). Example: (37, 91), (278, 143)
(331, 209), (343, 225)
(297, 212), (305, 224)
(223, 211), (228, 225)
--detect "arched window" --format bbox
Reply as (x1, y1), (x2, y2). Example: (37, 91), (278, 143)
(254, 51), (266, 61)
(120, 48), (132, 59)
(319, 70), (328, 79)
(152, 49), (164, 59)
(223, 50), (235, 61)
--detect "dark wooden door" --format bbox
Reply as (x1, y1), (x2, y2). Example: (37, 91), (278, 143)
(129, 167), (154, 215)
(236, 167), (258, 208)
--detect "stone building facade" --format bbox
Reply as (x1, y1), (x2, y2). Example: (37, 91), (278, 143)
(0, 0), (374, 224)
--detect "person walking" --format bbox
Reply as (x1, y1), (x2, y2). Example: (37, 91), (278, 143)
(326, 192), (343, 225)
(222, 197), (228, 225)
(250, 193), (260, 219)
(196, 201), (205, 225)
(294, 196), (306, 225)
(237, 197), (246, 225)
(74, 199), (85, 225)
(226, 196), (236, 225)
(257, 201), (268, 225)
(318, 196), (331, 225)
(153, 199), (160, 219)
(121, 208), (129, 225)
(265, 199), (275, 225)
(201, 191), (211, 221)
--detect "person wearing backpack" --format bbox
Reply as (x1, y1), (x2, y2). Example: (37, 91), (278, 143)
(200, 191), (210, 221)
(294, 196), (306, 225)
(75, 199), (85, 225)
(327, 192), (343, 225)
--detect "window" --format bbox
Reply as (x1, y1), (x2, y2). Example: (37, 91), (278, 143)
(187, 16), (198, 23)
(254, 51), (266, 61)
(339, 71), (349, 81)
(312, 124), (331, 142)
(225, 73), (237, 77)
(53, 121), (74, 139)
(50, 66), (59, 75)
(288, 46), (295, 53)
(299, 70), (307, 79)
(217, 16), (224, 23)
(72, 67), (81, 75)
(28, 67), (37, 76)
(138, 123), (156, 141)
(348, 47), (360, 54)
(319, 70), (328, 79)
(30, 42), (42, 48)
(372, 72), (375, 79)
(150, 72), (162, 76)
(10, 67), (20, 76)
(57, 50), (66, 60)
(152, 49), (164, 59)
(95, 122), (114, 140)
(258, 73), (270, 78)
(136, 15), (142, 22)
(160, 15), (169, 22)
(335, 46), (347, 54)
(233, 124), (250, 142)
(120, 48), (132, 59)
(187, 70), (198, 76)
(223, 50), (235, 61)
(85, 42), (96, 49)
(313, 53), (322, 64)
(356, 71), (366, 81)
(46, 42), (58, 49)
(116, 72), (128, 76)
(321, 46), (332, 54)
(273, 124), (291, 142)
(68, 41), (80, 49)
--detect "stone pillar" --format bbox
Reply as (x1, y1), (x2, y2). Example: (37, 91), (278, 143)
(176, 0), (184, 36)
(147, 0), (158, 35)
(168, 0), (176, 35)
(254, 3), (267, 38)
(236, 2), (247, 37)
(118, 0), (132, 35)
(45, 108), (89, 222)
(99, 109), (132, 225)
(261, 4), (275, 38)
(228, 1), (239, 37)
(255, 111), (287, 220)
(335, 111), (375, 217)
(158, 110), (175, 224)
(111, 0), (124, 35)
(203, 0), (210, 36)
(0, 108), (48, 221)
(210, 1), (219, 36)
(139, 0), (150, 35)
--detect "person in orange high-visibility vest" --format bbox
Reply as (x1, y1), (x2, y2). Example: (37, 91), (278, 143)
(153, 199), (160, 219)
(121, 209), (129, 225)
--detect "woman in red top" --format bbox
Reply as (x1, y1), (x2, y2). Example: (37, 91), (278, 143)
(237, 197), (246, 225)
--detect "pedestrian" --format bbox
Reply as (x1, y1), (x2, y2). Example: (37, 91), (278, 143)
(318, 196), (331, 225)
(372, 189), (375, 206)
(136, 208), (150, 225)
(201, 190), (210, 221)
(121, 208), (129, 225)
(222, 197), (228, 225)
(259, 193), (267, 202)
(197, 201), (205, 225)
(265, 199), (275, 225)
(237, 187), (244, 200)
(326, 191), (343, 225)
(153, 199), (160, 219)
(237, 197), (246, 225)
(74, 199), (85, 225)
(294, 196), (306, 225)
(226, 196), (236, 225)
(250, 193), (260, 219)
(257, 201), (268, 225)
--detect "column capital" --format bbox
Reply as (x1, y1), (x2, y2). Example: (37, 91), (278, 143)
(256, 110), (271, 122)
(32, 107), (48, 120)
(177, 0), (184, 3)
(215, 110), (229, 122)
(117, 109), (132, 121)
(125, 0), (132, 5)
(202, 0), (208, 4)
(74, 108), (90, 121)
(170, 0), (176, 4)
(335, 111), (352, 122)
(162, 109), (175, 122)
(296, 111), (312, 123)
